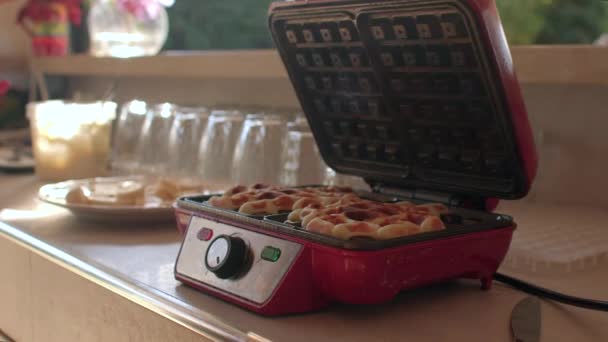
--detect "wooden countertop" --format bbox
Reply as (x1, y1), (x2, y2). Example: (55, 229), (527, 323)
(0, 174), (607, 341)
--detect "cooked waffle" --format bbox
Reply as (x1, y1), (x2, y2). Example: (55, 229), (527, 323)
(207, 184), (354, 215)
(208, 183), (448, 240)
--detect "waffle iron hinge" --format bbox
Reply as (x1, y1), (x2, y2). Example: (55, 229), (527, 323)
(371, 184), (486, 210)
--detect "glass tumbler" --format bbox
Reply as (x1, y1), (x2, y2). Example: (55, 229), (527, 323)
(167, 106), (210, 179)
(197, 109), (245, 185)
(232, 113), (287, 185)
(136, 102), (176, 175)
(279, 115), (329, 186)
(111, 99), (148, 175)
(324, 170), (370, 190)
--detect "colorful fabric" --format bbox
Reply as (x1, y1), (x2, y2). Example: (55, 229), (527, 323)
(17, 0), (81, 27)
(31, 36), (69, 56)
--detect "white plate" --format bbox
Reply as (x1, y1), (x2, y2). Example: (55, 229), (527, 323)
(0, 146), (35, 172)
(38, 177), (176, 223)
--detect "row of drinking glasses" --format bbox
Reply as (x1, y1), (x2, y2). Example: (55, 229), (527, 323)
(110, 100), (367, 188)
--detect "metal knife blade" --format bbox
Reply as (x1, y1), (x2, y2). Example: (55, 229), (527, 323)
(511, 296), (541, 342)
(0, 329), (14, 342)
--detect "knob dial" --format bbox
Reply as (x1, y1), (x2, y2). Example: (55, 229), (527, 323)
(205, 235), (247, 279)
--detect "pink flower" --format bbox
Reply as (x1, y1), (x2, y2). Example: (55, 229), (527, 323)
(117, 0), (161, 21)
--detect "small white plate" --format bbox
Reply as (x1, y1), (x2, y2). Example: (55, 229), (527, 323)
(0, 146), (35, 172)
(38, 177), (176, 223)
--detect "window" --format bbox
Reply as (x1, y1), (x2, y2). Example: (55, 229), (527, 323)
(162, 0), (608, 50)
(497, 0), (608, 45)
(164, 0), (275, 50)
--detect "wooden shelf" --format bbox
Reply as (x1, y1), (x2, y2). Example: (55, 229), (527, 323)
(512, 45), (608, 86)
(0, 56), (27, 73)
(29, 46), (608, 85)
(30, 50), (287, 80)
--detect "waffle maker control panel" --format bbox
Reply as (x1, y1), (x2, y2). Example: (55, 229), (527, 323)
(175, 216), (302, 304)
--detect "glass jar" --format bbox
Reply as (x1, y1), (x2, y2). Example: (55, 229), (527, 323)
(27, 101), (117, 181)
(88, 0), (169, 58)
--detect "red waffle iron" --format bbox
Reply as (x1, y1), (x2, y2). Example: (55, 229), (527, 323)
(174, 0), (537, 316)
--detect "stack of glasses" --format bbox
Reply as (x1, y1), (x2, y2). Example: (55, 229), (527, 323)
(110, 100), (366, 189)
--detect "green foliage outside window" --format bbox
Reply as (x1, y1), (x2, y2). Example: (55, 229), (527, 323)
(535, 0), (608, 44)
(164, 0), (275, 50)
(497, 0), (608, 44)
(164, 0), (608, 50)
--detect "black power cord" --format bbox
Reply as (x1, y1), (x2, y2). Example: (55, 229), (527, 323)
(494, 272), (608, 312)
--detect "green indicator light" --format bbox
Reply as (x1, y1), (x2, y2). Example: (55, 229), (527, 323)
(261, 246), (281, 262)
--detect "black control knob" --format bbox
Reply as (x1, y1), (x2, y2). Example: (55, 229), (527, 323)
(204, 235), (247, 279)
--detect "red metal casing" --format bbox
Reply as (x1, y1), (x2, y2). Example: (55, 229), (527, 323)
(467, 0), (538, 188)
(175, 209), (514, 315)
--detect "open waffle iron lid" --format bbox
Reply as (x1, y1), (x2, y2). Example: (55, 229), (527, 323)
(268, 0), (538, 201)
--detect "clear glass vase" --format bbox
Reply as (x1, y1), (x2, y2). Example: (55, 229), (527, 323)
(88, 0), (169, 58)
